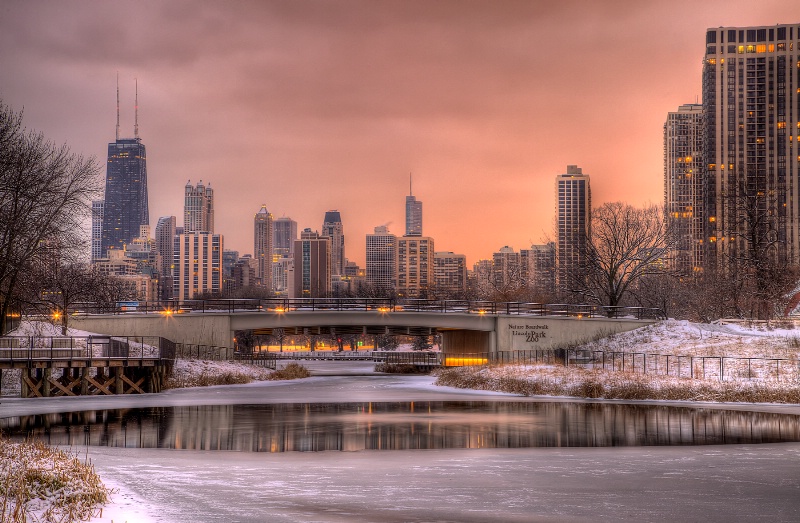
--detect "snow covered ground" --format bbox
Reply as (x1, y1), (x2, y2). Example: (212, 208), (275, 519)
(584, 318), (800, 359)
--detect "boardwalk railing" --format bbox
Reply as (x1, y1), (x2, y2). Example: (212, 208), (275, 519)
(0, 335), (176, 363)
(60, 298), (663, 320)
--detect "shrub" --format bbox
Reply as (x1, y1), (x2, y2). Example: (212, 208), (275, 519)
(374, 363), (429, 374)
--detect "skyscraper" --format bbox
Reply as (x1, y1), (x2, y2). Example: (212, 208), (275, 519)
(273, 217), (298, 258)
(254, 205), (273, 290)
(703, 24), (800, 267)
(184, 180), (214, 234)
(405, 176), (423, 237)
(664, 103), (704, 273)
(322, 210), (345, 276)
(556, 165), (591, 291)
(366, 225), (397, 292)
(101, 80), (148, 256)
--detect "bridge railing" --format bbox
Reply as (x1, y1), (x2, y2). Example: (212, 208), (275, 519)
(61, 299), (663, 320)
(0, 336), (176, 363)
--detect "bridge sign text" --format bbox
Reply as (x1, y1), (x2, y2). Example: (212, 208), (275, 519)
(508, 324), (549, 348)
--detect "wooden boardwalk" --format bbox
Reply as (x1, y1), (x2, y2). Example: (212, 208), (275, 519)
(0, 335), (175, 398)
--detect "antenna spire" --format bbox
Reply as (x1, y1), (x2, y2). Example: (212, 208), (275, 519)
(134, 77), (139, 139)
(115, 72), (120, 141)
(409, 172), (412, 196)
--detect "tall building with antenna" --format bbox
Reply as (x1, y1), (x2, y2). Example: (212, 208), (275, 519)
(100, 77), (149, 256)
(405, 174), (422, 237)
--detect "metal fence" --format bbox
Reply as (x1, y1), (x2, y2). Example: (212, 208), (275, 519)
(175, 343), (234, 361)
(434, 349), (798, 382)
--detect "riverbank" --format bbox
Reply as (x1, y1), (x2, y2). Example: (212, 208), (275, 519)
(2, 366), (800, 522)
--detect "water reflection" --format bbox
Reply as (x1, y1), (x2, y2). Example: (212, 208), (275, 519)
(3, 402), (800, 452)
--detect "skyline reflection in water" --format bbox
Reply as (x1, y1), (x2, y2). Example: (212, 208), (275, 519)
(3, 402), (800, 452)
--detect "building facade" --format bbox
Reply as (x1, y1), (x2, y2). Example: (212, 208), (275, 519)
(365, 225), (398, 293)
(556, 165), (591, 292)
(521, 243), (556, 297)
(433, 251), (467, 296)
(173, 232), (223, 300)
(91, 200), (104, 262)
(292, 229), (331, 298)
(397, 236), (434, 298)
(184, 180), (214, 234)
(254, 205), (273, 290)
(664, 104), (705, 273)
(703, 24), (800, 267)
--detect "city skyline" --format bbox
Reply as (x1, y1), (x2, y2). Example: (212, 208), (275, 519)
(1, 1), (798, 267)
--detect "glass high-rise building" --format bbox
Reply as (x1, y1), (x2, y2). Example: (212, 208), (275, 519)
(101, 80), (149, 257)
(703, 24), (800, 266)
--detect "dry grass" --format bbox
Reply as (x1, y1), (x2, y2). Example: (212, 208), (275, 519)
(434, 364), (800, 403)
(268, 363), (311, 380)
(164, 370), (255, 389)
(0, 436), (111, 522)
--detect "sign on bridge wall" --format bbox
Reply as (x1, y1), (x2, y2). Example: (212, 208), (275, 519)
(496, 316), (653, 352)
(507, 322), (551, 349)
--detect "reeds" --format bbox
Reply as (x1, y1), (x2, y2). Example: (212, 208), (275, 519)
(164, 361), (311, 388)
(0, 436), (111, 522)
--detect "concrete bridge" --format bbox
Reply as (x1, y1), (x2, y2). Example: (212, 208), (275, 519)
(71, 299), (660, 356)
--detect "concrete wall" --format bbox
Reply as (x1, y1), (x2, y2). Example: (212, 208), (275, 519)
(72, 314), (234, 349)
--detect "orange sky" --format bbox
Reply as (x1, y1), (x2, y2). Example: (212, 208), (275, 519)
(1, 1), (798, 267)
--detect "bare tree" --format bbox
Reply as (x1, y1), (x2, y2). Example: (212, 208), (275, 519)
(0, 101), (100, 334)
(727, 179), (797, 319)
(578, 202), (677, 309)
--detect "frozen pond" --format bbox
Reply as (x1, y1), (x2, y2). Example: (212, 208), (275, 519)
(4, 401), (800, 451)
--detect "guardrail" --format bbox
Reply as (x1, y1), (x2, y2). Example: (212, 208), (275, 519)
(58, 299), (663, 320)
